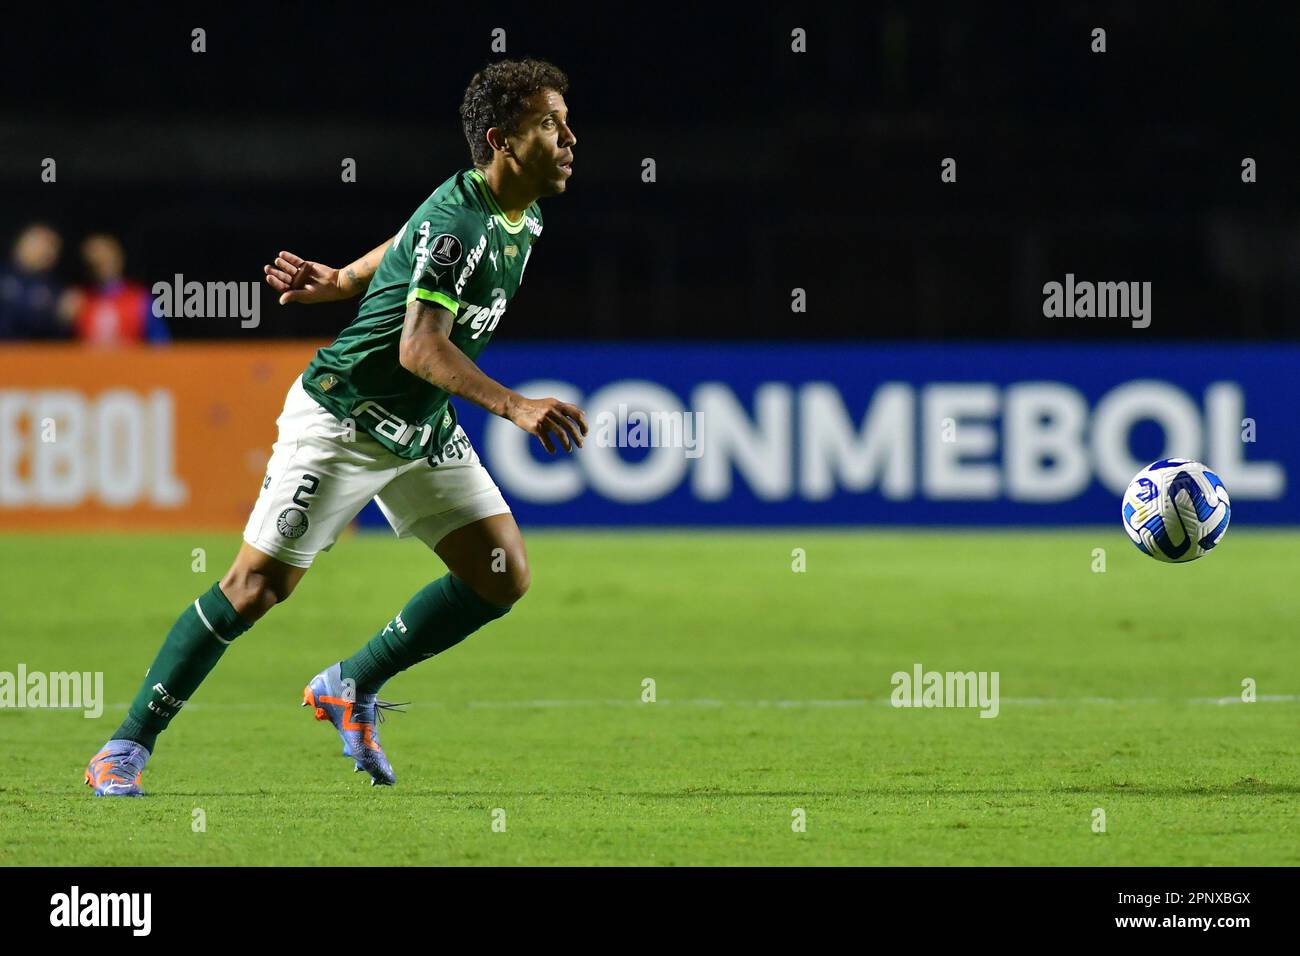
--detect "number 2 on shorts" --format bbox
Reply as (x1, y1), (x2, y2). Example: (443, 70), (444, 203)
(292, 474), (320, 509)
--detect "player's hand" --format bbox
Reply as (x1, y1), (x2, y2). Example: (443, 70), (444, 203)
(263, 251), (344, 305)
(506, 396), (588, 453)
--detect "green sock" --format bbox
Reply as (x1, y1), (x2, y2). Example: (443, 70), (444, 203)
(340, 574), (510, 694)
(113, 582), (251, 752)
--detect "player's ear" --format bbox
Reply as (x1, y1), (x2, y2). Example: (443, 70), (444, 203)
(485, 127), (512, 157)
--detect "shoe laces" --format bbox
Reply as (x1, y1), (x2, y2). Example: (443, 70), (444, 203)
(372, 699), (408, 725)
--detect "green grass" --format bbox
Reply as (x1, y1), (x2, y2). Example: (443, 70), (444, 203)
(1, 529), (1297, 866)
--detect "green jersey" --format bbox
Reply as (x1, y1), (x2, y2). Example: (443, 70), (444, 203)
(302, 167), (543, 459)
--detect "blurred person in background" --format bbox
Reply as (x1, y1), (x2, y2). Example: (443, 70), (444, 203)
(0, 222), (67, 340)
(65, 233), (168, 346)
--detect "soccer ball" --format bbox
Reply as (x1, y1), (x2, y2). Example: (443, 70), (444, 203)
(1121, 458), (1231, 562)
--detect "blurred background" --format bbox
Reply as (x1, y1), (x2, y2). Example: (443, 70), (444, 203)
(5, 2), (1300, 342)
(1, 1), (1297, 529)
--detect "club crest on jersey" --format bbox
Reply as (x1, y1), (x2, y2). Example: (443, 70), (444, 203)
(277, 507), (309, 539)
(429, 233), (462, 266)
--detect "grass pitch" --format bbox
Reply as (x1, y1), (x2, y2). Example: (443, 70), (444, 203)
(1, 529), (1296, 866)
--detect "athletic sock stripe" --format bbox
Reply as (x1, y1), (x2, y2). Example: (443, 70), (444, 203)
(194, 599), (232, 645)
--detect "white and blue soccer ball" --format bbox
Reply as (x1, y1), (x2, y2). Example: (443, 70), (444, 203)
(1121, 458), (1231, 563)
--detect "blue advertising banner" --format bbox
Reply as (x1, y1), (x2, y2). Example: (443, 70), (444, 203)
(357, 344), (1297, 527)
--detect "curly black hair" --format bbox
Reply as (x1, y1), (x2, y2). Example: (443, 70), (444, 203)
(459, 59), (569, 167)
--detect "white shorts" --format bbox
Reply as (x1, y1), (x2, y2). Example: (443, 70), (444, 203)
(242, 377), (511, 568)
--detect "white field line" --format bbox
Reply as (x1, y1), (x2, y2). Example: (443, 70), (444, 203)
(86, 694), (1300, 712)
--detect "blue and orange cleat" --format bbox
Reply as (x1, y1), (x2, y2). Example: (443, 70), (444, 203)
(84, 739), (150, 797)
(302, 663), (405, 786)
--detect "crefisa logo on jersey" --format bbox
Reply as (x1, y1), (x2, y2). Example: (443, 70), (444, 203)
(429, 234), (462, 266)
(456, 234), (489, 296)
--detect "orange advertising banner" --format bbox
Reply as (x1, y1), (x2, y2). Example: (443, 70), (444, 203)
(0, 343), (325, 530)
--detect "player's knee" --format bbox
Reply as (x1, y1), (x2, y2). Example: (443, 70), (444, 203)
(503, 562), (531, 605)
(219, 568), (297, 621)
(475, 556), (530, 607)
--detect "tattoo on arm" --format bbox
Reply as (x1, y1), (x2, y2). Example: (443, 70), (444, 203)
(400, 301), (513, 416)
(340, 237), (392, 297)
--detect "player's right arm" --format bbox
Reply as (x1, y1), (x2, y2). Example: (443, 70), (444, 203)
(263, 238), (392, 305)
(398, 300), (587, 453)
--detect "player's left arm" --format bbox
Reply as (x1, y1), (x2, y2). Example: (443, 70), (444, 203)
(263, 238), (392, 305)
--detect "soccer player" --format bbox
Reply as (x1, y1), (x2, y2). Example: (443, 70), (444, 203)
(85, 59), (586, 795)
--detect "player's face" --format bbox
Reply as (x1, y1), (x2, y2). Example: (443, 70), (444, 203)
(510, 89), (576, 196)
